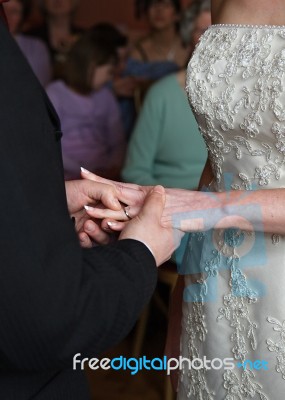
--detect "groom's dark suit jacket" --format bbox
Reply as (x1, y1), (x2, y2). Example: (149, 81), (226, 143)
(0, 18), (157, 399)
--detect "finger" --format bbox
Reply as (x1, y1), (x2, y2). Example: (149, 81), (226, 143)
(139, 185), (165, 221)
(85, 206), (127, 221)
(78, 232), (93, 248)
(83, 181), (122, 211)
(101, 219), (127, 232)
(83, 220), (111, 245)
(81, 168), (151, 214)
(84, 205), (141, 221)
(118, 186), (146, 207)
(98, 184), (122, 211)
(80, 168), (149, 208)
(80, 167), (143, 192)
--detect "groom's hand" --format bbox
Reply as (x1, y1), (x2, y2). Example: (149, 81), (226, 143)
(80, 169), (154, 235)
(65, 179), (122, 247)
(119, 186), (183, 266)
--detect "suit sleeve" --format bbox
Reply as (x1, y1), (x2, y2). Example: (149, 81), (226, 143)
(0, 20), (157, 372)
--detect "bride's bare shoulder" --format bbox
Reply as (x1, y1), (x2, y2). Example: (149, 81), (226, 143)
(213, 0), (283, 8)
(212, 0), (285, 25)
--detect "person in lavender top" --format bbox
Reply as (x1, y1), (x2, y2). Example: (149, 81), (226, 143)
(46, 30), (126, 181)
(4, 0), (52, 86)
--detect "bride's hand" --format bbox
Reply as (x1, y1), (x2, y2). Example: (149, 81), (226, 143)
(80, 168), (153, 231)
(79, 171), (188, 230)
(87, 189), (222, 233)
(80, 169), (222, 233)
(80, 167), (153, 207)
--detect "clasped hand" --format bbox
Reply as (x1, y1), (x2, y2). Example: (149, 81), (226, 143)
(76, 167), (241, 237)
(65, 169), (184, 266)
(65, 178), (122, 247)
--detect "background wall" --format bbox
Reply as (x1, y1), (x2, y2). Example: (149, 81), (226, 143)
(31, 0), (191, 36)
(75, 0), (190, 29)
(75, 0), (147, 30)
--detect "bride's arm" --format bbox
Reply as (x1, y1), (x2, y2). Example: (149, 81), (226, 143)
(164, 179), (285, 235)
(81, 163), (285, 235)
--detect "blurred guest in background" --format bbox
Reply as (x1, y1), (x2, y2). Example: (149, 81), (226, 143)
(121, 0), (189, 137)
(91, 22), (138, 139)
(91, 22), (131, 91)
(122, 1), (210, 268)
(0, 6), (179, 398)
(4, 0), (51, 86)
(122, 1), (211, 189)
(129, 0), (188, 78)
(28, 0), (84, 78)
(46, 30), (126, 181)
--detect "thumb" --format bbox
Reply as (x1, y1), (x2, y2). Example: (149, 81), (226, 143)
(139, 185), (165, 221)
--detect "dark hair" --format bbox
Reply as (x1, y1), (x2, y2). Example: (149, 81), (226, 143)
(135, 0), (181, 18)
(90, 23), (128, 48)
(15, 0), (32, 21)
(64, 31), (118, 95)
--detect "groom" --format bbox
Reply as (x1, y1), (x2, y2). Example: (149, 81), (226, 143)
(0, 4), (179, 399)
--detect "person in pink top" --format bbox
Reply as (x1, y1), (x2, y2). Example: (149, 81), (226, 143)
(46, 30), (126, 180)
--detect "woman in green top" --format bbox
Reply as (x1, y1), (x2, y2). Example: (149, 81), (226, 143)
(122, 2), (211, 189)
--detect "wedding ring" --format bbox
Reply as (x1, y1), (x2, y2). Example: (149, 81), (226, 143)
(124, 206), (132, 220)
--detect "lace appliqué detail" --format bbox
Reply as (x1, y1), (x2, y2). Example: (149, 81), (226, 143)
(186, 27), (285, 190)
(182, 232), (215, 399)
(223, 370), (269, 400)
(182, 229), (268, 399)
(216, 231), (268, 399)
(184, 297), (215, 400)
(266, 317), (285, 379)
(180, 25), (285, 399)
(271, 233), (281, 245)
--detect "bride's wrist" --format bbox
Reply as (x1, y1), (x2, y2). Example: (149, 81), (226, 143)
(163, 189), (230, 232)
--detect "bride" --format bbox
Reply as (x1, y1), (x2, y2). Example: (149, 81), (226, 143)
(82, 0), (285, 398)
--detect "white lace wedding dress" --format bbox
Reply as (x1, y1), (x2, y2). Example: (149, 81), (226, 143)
(178, 24), (285, 399)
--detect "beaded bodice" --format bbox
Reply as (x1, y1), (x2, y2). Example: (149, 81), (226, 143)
(186, 24), (285, 191)
(178, 25), (285, 400)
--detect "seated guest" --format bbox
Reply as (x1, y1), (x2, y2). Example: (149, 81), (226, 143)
(4, 0), (51, 86)
(46, 30), (126, 181)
